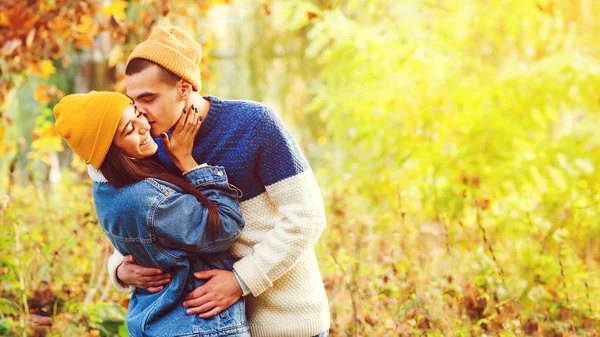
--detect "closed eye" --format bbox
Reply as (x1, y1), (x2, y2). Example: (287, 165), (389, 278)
(133, 105), (143, 118)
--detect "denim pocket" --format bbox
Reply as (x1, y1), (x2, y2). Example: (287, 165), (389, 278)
(218, 308), (230, 321)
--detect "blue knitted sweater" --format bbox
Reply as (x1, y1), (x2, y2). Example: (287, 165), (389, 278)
(155, 96), (309, 201)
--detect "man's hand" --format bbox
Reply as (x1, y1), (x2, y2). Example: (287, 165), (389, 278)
(116, 255), (171, 293)
(183, 270), (242, 318)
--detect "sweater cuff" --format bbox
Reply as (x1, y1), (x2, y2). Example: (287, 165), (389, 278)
(232, 255), (272, 296)
(107, 250), (135, 293)
(233, 270), (251, 296)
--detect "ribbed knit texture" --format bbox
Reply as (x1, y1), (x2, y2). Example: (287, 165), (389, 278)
(128, 27), (202, 91)
(54, 91), (132, 169)
(102, 96), (329, 336)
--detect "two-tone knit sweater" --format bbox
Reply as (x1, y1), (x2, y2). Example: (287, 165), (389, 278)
(103, 96), (330, 336)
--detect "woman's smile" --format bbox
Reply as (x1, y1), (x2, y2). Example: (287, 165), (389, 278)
(140, 135), (151, 147)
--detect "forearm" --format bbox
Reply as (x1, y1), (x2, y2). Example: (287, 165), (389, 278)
(233, 169), (326, 296)
(173, 156), (199, 173)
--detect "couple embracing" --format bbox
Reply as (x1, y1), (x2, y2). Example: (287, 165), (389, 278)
(54, 26), (329, 337)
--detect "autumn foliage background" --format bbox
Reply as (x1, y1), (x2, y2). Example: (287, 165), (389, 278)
(3, 0), (600, 336)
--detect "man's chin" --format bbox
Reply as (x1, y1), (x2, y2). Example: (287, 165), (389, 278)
(149, 130), (163, 138)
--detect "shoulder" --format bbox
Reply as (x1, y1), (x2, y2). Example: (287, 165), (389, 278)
(93, 178), (177, 209)
(220, 98), (280, 124)
(215, 97), (288, 143)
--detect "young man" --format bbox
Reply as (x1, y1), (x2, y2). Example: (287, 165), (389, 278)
(103, 27), (330, 337)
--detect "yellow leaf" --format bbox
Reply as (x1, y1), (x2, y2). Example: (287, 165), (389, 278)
(71, 154), (87, 171)
(102, 0), (128, 20)
(108, 45), (123, 68)
(0, 12), (8, 27)
(30, 60), (56, 80)
(77, 34), (94, 48)
(112, 78), (126, 92)
(1, 90), (15, 110)
(0, 124), (5, 155)
(76, 15), (94, 33)
(26, 29), (35, 48)
(34, 84), (51, 104)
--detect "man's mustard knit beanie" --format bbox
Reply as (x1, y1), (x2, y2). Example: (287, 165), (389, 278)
(54, 91), (132, 169)
(128, 26), (202, 91)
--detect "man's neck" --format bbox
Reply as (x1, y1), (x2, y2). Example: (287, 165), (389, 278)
(185, 92), (211, 122)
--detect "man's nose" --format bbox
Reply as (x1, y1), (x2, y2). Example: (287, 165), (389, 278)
(142, 119), (151, 131)
(139, 106), (149, 116)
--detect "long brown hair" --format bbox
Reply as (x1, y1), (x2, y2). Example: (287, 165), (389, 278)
(101, 145), (220, 240)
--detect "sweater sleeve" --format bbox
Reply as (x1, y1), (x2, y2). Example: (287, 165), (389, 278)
(107, 249), (135, 293)
(232, 111), (327, 296)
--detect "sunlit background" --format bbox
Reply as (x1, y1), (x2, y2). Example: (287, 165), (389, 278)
(2, 0), (600, 336)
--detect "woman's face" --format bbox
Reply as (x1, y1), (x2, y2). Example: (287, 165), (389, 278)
(113, 105), (159, 158)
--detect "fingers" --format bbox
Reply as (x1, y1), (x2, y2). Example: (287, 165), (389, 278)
(185, 301), (216, 315)
(136, 266), (169, 277)
(171, 104), (201, 141)
(193, 105), (203, 133)
(135, 272), (171, 287)
(173, 107), (188, 134)
(146, 286), (165, 293)
(123, 255), (135, 263)
(198, 307), (223, 319)
(182, 105), (193, 134)
(185, 286), (209, 301)
(160, 133), (170, 150)
(145, 277), (172, 287)
(183, 292), (211, 308)
(194, 270), (219, 280)
(135, 275), (170, 290)
(183, 105), (193, 129)
(183, 105), (200, 134)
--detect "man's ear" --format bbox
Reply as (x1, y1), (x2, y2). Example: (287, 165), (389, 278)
(179, 80), (193, 100)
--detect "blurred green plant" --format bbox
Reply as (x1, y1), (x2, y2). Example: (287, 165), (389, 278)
(4, 0), (600, 336)
(276, 0), (600, 335)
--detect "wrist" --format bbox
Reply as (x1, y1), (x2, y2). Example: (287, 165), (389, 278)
(115, 263), (127, 285)
(174, 157), (198, 172)
(233, 270), (251, 297)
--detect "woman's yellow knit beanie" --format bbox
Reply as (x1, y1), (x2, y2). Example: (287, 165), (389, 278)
(53, 91), (132, 169)
(127, 26), (202, 91)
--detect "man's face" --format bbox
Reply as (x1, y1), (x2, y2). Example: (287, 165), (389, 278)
(126, 65), (182, 138)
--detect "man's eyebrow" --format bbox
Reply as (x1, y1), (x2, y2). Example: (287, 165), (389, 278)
(132, 92), (156, 100)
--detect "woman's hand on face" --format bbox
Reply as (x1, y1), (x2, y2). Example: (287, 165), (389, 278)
(161, 105), (203, 172)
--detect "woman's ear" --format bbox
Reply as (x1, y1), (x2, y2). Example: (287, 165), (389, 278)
(179, 80), (193, 100)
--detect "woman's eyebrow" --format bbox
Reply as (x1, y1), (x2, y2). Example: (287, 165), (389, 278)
(120, 119), (134, 137)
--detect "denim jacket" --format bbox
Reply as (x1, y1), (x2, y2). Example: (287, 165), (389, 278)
(92, 165), (249, 337)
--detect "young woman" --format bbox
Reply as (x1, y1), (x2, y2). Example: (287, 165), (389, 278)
(54, 91), (250, 337)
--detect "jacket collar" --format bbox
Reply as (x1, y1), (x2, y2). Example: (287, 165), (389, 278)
(87, 165), (108, 183)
